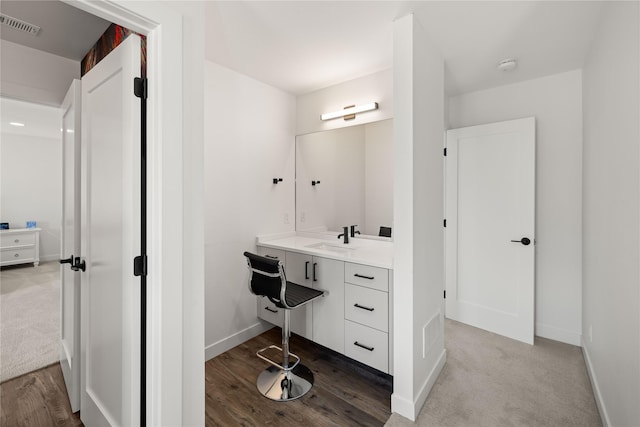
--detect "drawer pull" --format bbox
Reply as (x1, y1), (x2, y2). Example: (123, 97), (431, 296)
(265, 307), (278, 314)
(305, 261), (309, 280)
(354, 341), (374, 352)
(14, 253), (20, 257)
(354, 303), (374, 312)
(14, 239), (20, 243)
(354, 273), (374, 280)
(265, 254), (279, 259)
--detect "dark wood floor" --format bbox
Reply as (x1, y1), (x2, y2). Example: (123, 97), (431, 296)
(0, 363), (82, 427)
(206, 327), (393, 426)
(0, 327), (392, 426)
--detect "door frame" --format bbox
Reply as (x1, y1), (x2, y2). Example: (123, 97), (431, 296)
(62, 1), (204, 425)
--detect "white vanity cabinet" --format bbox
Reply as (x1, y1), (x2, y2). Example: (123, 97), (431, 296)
(343, 262), (391, 373)
(280, 251), (344, 352)
(255, 238), (393, 374)
(0, 228), (41, 267)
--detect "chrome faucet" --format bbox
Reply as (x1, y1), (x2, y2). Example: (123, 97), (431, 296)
(337, 226), (349, 244)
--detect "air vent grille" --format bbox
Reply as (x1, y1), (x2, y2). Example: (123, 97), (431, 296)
(0, 14), (41, 35)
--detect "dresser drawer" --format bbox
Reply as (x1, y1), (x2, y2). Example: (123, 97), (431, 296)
(1, 247), (35, 263)
(345, 262), (388, 292)
(257, 247), (286, 268)
(257, 296), (284, 326)
(345, 320), (388, 373)
(0, 232), (35, 247)
(345, 284), (388, 332)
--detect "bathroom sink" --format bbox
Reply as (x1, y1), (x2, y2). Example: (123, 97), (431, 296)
(305, 242), (357, 253)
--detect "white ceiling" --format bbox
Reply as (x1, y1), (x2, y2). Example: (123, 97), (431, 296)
(206, 1), (605, 96)
(0, 0), (111, 61)
(0, 1), (605, 97)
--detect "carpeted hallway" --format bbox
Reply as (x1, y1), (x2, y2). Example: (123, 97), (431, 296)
(386, 319), (601, 426)
(0, 262), (60, 382)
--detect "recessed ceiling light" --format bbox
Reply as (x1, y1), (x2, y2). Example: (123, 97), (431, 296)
(9, 122), (25, 127)
(498, 58), (517, 72)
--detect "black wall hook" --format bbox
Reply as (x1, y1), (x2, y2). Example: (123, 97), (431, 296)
(273, 178), (283, 184)
(312, 180), (321, 186)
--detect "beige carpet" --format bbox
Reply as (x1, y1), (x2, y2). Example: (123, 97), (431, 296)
(386, 320), (601, 427)
(0, 261), (60, 382)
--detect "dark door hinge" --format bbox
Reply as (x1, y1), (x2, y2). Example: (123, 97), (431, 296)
(444, 147), (447, 156)
(134, 77), (148, 99)
(134, 255), (148, 277)
(444, 219), (447, 228)
(444, 290), (446, 299)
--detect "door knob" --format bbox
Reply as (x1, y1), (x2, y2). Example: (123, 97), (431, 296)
(510, 237), (531, 246)
(71, 256), (86, 272)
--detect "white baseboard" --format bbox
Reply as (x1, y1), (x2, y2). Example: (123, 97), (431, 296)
(536, 322), (581, 346)
(391, 349), (447, 421)
(581, 337), (611, 427)
(205, 321), (272, 361)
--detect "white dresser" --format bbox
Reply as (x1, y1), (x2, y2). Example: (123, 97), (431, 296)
(256, 234), (393, 374)
(0, 228), (41, 267)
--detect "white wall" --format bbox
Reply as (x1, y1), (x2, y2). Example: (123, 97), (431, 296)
(204, 60), (296, 359)
(297, 68), (393, 135)
(0, 40), (79, 106)
(392, 14), (446, 421)
(449, 70), (583, 345)
(1, 98), (62, 262)
(581, 2), (640, 426)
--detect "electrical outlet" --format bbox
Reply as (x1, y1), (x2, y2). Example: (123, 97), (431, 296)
(283, 213), (289, 224)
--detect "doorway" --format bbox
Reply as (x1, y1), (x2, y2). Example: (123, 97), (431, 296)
(445, 117), (536, 345)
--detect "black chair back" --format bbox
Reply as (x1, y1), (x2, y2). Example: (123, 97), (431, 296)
(244, 251), (286, 306)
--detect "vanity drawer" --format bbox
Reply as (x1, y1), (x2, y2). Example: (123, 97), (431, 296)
(1, 247), (35, 263)
(1, 232), (35, 247)
(345, 284), (388, 332)
(345, 262), (388, 292)
(257, 296), (284, 326)
(345, 320), (388, 373)
(257, 247), (286, 268)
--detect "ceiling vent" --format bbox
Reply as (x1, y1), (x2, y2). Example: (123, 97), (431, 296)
(0, 14), (41, 35)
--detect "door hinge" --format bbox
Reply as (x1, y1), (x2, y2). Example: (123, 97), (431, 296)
(444, 290), (446, 299)
(444, 219), (447, 228)
(134, 255), (148, 277)
(444, 147), (447, 156)
(134, 77), (148, 99)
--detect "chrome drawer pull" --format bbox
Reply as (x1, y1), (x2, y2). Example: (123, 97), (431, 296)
(354, 273), (374, 280)
(354, 303), (374, 312)
(354, 341), (374, 352)
(265, 307), (278, 314)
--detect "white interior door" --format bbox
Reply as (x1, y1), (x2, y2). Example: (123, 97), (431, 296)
(60, 79), (82, 413)
(445, 117), (535, 345)
(80, 34), (142, 426)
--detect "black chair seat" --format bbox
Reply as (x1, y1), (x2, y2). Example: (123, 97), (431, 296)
(279, 282), (324, 309)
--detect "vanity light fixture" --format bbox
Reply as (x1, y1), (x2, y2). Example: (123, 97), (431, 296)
(9, 122), (25, 127)
(320, 102), (379, 121)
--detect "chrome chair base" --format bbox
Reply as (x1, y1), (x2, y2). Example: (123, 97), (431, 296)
(256, 364), (314, 402)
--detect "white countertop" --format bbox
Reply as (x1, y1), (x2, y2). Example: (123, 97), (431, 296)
(256, 233), (393, 269)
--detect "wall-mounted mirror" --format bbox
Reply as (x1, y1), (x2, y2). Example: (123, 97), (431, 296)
(296, 119), (393, 238)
